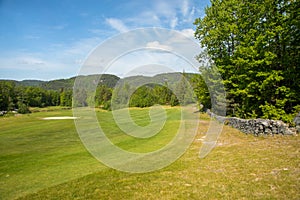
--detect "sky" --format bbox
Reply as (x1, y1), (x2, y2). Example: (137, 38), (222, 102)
(0, 0), (210, 80)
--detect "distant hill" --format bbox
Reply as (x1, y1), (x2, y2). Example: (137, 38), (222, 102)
(121, 72), (198, 89)
(0, 79), (45, 87)
(0, 73), (198, 91)
(40, 77), (76, 91)
(1, 74), (120, 90)
(18, 80), (46, 87)
(41, 74), (120, 90)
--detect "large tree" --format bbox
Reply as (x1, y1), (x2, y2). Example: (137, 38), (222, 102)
(194, 0), (300, 122)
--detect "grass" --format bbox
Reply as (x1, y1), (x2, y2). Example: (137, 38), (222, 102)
(0, 110), (103, 199)
(0, 107), (299, 199)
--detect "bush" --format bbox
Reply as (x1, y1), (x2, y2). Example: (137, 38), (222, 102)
(17, 102), (30, 114)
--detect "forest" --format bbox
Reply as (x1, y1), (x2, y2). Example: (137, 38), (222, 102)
(0, 72), (197, 114)
(194, 0), (300, 123)
(0, 74), (119, 113)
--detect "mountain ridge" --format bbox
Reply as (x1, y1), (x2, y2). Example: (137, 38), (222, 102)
(0, 72), (199, 90)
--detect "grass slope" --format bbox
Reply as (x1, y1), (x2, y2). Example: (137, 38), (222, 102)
(0, 108), (299, 199)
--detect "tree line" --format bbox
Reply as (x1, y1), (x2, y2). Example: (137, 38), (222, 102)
(0, 73), (196, 114)
(194, 0), (300, 123)
(0, 81), (72, 114)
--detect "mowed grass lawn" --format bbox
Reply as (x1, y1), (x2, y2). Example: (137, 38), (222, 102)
(0, 107), (299, 199)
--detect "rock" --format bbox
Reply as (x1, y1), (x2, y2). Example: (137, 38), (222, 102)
(207, 110), (296, 136)
(294, 115), (300, 133)
(293, 112), (300, 126)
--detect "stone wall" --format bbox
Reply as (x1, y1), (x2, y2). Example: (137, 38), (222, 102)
(293, 112), (300, 133)
(207, 110), (297, 136)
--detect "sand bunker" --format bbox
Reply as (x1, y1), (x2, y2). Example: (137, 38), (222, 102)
(42, 116), (79, 120)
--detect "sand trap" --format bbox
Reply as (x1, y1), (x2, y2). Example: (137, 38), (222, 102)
(43, 116), (79, 120)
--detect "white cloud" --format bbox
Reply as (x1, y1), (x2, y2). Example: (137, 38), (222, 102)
(126, 11), (161, 27)
(178, 29), (195, 39)
(18, 56), (45, 65)
(190, 6), (195, 17)
(0, 52), (69, 75)
(146, 41), (173, 51)
(63, 37), (101, 56)
(101, 0), (202, 31)
(105, 18), (129, 33)
(182, 0), (189, 17)
(153, 1), (174, 18)
(170, 17), (178, 29)
(107, 50), (191, 78)
(0, 52), (47, 70)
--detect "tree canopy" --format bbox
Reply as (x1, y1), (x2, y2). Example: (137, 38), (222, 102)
(194, 0), (300, 122)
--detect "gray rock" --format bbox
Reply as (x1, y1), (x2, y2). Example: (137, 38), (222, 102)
(293, 112), (300, 126)
(208, 110), (296, 136)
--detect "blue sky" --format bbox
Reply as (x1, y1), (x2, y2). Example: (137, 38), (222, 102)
(0, 0), (210, 80)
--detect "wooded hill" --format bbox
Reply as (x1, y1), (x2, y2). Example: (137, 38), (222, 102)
(3, 74), (120, 90)
(0, 72), (199, 113)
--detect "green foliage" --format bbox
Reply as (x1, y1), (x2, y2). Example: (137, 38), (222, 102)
(0, 81), (16, 110)
(174, 72), (194, 106)
(60, 90), (72, 107)
(194, 0), (300, 122)
(73, 88), (87, 107)
(129, 83), (181, 108)
(17, 101), (30, 114)
(95, 85), (112, 109)
(129, 85), (155, 108)
(192, 73), (210, 111)
(170, 94), (179, 106)
(0, 80), (65, 112)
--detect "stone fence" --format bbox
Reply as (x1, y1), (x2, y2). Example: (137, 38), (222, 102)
(207, 110), (298, 136)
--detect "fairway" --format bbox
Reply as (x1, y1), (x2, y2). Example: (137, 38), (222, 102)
(0, 107), (299, 199)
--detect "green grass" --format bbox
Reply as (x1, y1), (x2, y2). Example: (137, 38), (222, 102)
(0, 107), (299, 199)
(0, 110), (103, 199)
(98, 107), (181, 153)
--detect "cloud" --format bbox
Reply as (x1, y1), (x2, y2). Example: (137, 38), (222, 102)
(126, 11), (161, 27)
(101, 0), (202, 32)
(18, 56), (45, 65)
(178, 29), (195, 39)
(63, 37), (101, 56)
(105, 18), (129, 33)
(0, 52), (68, 74)
(153, 1), (174, 18)
(0, 52), (47, 69)
(182, 0), (189, 17)
(146, 41), (173, 51)
(170, 17), (178, 29)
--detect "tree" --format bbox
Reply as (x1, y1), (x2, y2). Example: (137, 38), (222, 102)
(174, 72), (194, 106)
(17, 101), (30, 114)
(153, 83), (173, 105)
(129, 85), (155, 108)
(170, 94), (179, 107)
(194, 0), (300, 122)
(95, 85), (112, 108)
(0, 81), (17, 111)
(191, 73), (211, 110)
(73, 88), (87, 107)
(60, 90), (72, 107)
